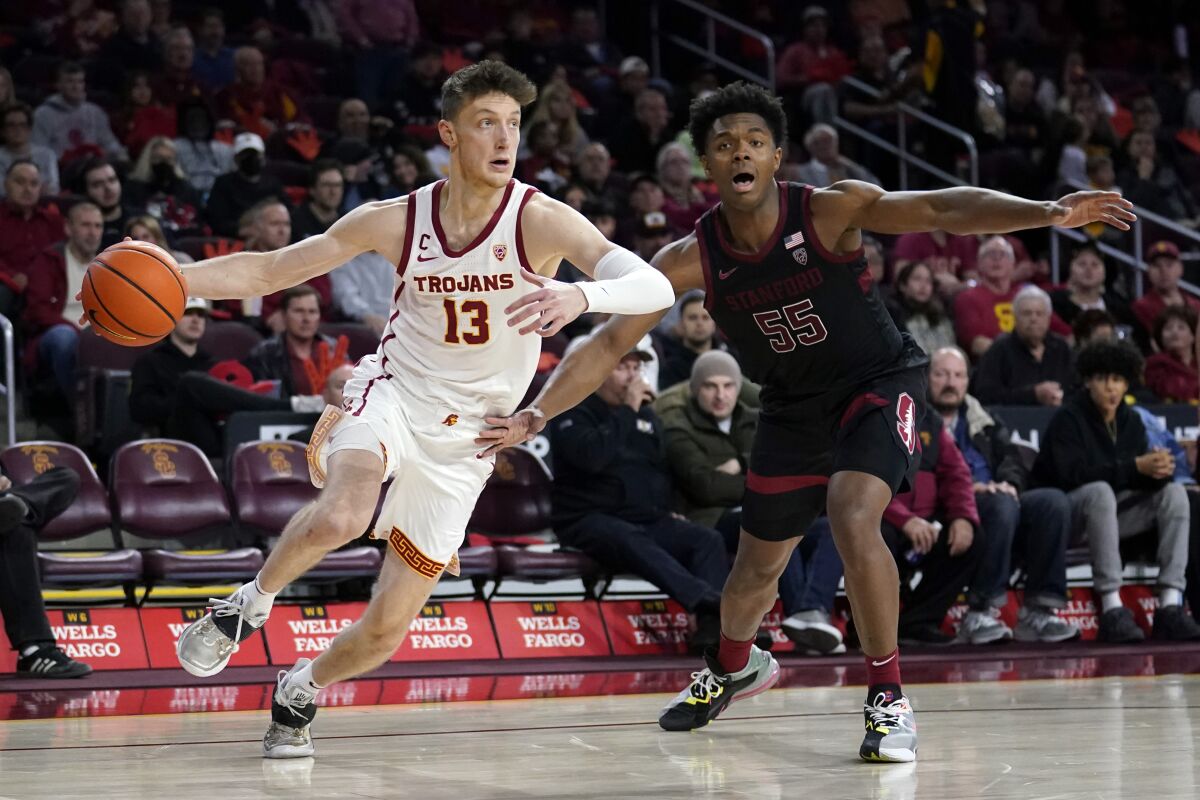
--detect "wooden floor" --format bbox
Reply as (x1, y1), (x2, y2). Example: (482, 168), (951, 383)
(0, 675), (1197, 799)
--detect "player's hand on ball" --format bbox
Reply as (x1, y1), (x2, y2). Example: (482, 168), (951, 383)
(505, 268), (589, 337)
(475, 406), (547, 457)
(1050, 191), (1136, 231)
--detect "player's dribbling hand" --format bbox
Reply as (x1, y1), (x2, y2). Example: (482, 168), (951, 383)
(1050, 191), (1137, 230)
(474, 406), (547, 458)
(505, 268), (589, 337)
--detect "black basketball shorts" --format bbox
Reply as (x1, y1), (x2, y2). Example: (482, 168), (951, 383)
(741, 366), (926, 542)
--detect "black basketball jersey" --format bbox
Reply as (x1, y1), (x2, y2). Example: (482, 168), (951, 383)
(695, 182), (927, 408)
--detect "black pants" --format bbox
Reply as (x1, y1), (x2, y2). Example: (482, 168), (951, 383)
(1185, 491), (1200, 615)
(166, 372), (292, 456)
(882, 516), (983, 630)
(0, 467), (79, 652)
(558, 514), (729, 612)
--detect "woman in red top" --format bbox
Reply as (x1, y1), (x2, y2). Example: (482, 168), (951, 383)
(1145, 306), (1199, 403)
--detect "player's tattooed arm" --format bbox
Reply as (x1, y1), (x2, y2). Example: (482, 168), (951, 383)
(810, 180), (1136, 248)
(475, 235), (705, 456)
(182, 199), (398, 299)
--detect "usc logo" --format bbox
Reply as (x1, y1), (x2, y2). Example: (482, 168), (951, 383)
(140, 443), (179, 478)
(257, 443), (297, 476)
(20, 445), (58, 474)
(442, 414), (459, 427)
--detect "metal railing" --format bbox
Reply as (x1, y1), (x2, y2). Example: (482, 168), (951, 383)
(0, 314), (14, 446)
(649, 0), (775, 90)
(1050, 179), (1200, 298)
(833, 76), (979, 189)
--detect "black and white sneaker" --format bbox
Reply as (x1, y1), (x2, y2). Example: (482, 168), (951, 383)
(16, 645), (92, 679)
(860, 691), (918, 763)
(658, 645), (780, 732)
(264, 659), (318, 759)
(176, 585), (269, 677)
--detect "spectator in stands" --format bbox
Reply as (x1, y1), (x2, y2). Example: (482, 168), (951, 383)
(0, 68), (13, 109)
(332, 137), (385, 210)
(78, 158), (141, 249)
(776, 5), (850, 125)
(155, 26), (202, 108)
(657, 142), (712, 233)
(550, 343), (728, 650)
(839, 34), (900, 128)
(96, 0), (162, 91)
(0, 162), (63, 314)
(244, 285), (340, 397)
(0, 105), (59, 198)
(1072, 308), (1118, 348)
(929, 346), (1079, 644)
(244, 199), (332, 329)
(23, 202), (103, 397)
(33, 61), (127, 164)
(885, 261), (956, 356)
(795, 123), (880, 188)
(192, 7), (235, 92)
(291, 159), (344, 242)
(113, 71), (176, 159)
(610, 56), (652, 123)
(914, 0), (982, 157)
(973, 286), (1073, 406)
(0, 465), (92, 678)
(173, 99), (234, 198)
(1004, 68), (1048, 160)
(389, 42), (445, 130)
(130, 297), (326, 455)
(554, 6), (622, 102)
(616, 173), (666, 247)
(954, 235), (1020, 359)
(1154, 57), (1200, 131)
(289, 363), (358, 443)
(125, 214), (192, 264)
(573, 142), (624, 207)
(892, 229), (977, 297)
(517, 119), (567, 190)
(205, 133), (286, 237)
(330, 251), (393, 337)
(1145, 307), (1199, 404)
(336, 0), (420, 112)
(216, 46), (304, 139)
(657, 292), (722, 389)
(582, 198), (618, 243)
(862, 235), (886, 286)
(524, 80), (590, 160)
(1131, 241), (1200, 335)
(1049, 243), (1138, 341)
(1034, 341), (1200, 643)
(628, 209), (673, 264)
(1118, 131), (1198, 227)
(122, 136), (202, 237)
(383, 145), (437, 197)
(609, 88), (675, 175)
(884, 405), (983, 644)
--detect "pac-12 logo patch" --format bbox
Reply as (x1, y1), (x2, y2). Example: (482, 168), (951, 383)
(792, 248), (808, 265)
(492, 244), (508, 261)
(896, 393), (916, 454)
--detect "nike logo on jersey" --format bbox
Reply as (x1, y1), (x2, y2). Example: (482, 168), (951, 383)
(719, 267), (738, 280)
(417, 254), (439, 262)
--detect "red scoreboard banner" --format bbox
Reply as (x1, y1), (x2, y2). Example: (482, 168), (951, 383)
(262, 602), (366, 664)
(490, 600), (611, 658)
(140, 606), (269, 669)
(393, 600), (499, 661)
(601, 598), (690, 656)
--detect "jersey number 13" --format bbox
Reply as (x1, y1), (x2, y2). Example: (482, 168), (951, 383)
(443, 299), (491, 345)
(753, 299), (828, 353)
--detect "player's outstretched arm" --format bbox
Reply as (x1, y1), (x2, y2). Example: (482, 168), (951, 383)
(182, 200), (399, 299)
(475, 235), (704, 456)
(504, 195), (676, 336)
(813, 180), (1136, 238)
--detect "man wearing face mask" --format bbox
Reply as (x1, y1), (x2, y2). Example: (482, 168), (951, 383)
(205, 132), (287, 237)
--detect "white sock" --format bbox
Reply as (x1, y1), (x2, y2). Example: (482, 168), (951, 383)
(240, 575), (278, 619)
(1160, 588), (1183, 608)
(1100, 591), (1123, 613)
(20, 644), (40, 657)
(290, 660), (325, 694)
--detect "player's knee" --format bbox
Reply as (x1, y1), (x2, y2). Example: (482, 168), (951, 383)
(358, 613), (408, 654)
(308, 499), (371, 547)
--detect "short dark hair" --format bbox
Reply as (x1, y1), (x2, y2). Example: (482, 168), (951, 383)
(1077, 340), (1143, 384)
(1152, 305), (1198, 351)
(1, 103), (32, 127)
(1072, 308), (1117, 344)
(441, 60), (537, 122)
(679, 292), (705, 314)
(5, 157), (37, 179)
(58, 61), (85, 80)
(309, 158), (343, 188)
(687, 81), (787, 155)
(200, 6), (224, 22)
(1070, 242), (1103, 264)
(281, 284), (320, 312)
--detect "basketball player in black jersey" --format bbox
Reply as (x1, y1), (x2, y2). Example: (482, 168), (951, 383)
(481, 82), (1135, 762)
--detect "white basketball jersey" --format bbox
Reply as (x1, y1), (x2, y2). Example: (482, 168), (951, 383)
(376, 178), (542, 417)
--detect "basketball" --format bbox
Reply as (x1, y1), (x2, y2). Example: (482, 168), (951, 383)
(81, 240), (188, 346)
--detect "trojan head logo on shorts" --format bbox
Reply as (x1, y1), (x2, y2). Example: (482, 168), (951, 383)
(492, 244), (508, 262)
(896, 393), (916, 455)
(442, 414), (459, 427)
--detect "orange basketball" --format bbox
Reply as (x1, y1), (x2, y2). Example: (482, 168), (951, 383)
(81, 241), (188, 346)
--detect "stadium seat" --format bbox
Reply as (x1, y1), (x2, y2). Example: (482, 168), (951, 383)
(75, 334), (146, 457)
(319, 322), (378, 361)
(469, 447), (554, 543)
(0, 441), (142, 586)
(495, 544), (600, 582)
(198, 321), (263, 361)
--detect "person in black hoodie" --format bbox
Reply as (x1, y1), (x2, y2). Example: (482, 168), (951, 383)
(1033, 341), (1200, 643)
(549, 341), (729, 649)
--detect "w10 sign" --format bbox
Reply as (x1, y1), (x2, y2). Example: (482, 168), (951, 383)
(491, 600), (611, 658)
(392, 601), (499, 661)
(601, 599), (690, 655)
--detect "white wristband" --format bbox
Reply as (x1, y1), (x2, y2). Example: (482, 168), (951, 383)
(576, 247), (675, 315)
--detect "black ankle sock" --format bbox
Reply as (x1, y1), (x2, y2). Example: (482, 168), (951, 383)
(867, 683), (902, 705)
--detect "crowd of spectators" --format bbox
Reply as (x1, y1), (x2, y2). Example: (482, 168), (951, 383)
(1, 0), (1200, 666)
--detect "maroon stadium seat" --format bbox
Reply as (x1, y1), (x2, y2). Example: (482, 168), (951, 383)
(199, 321), (263, 361)
(456, 545), (499, 578)
(469, 447), (553, 542)
(319, 322), (379, 361)
(0, 441), (142, 586)
(495, 544), (599, 581)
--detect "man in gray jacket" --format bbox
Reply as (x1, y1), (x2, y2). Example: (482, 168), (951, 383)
(32, 62), (127, 163)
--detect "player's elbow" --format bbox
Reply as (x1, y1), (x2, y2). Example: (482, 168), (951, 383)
(645, 267), (676, 311)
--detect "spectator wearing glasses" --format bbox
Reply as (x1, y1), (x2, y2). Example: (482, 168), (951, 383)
(0, 104), (59, 197)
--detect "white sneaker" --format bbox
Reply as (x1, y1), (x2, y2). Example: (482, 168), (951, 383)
(956, 609), (1013, 645)
(780, 609), (844, 654)
(176, 585), (269, 677)
(1014, 606), (1080, 643)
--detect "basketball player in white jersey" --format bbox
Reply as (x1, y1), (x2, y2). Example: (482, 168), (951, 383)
(168, 61), (674, 758)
